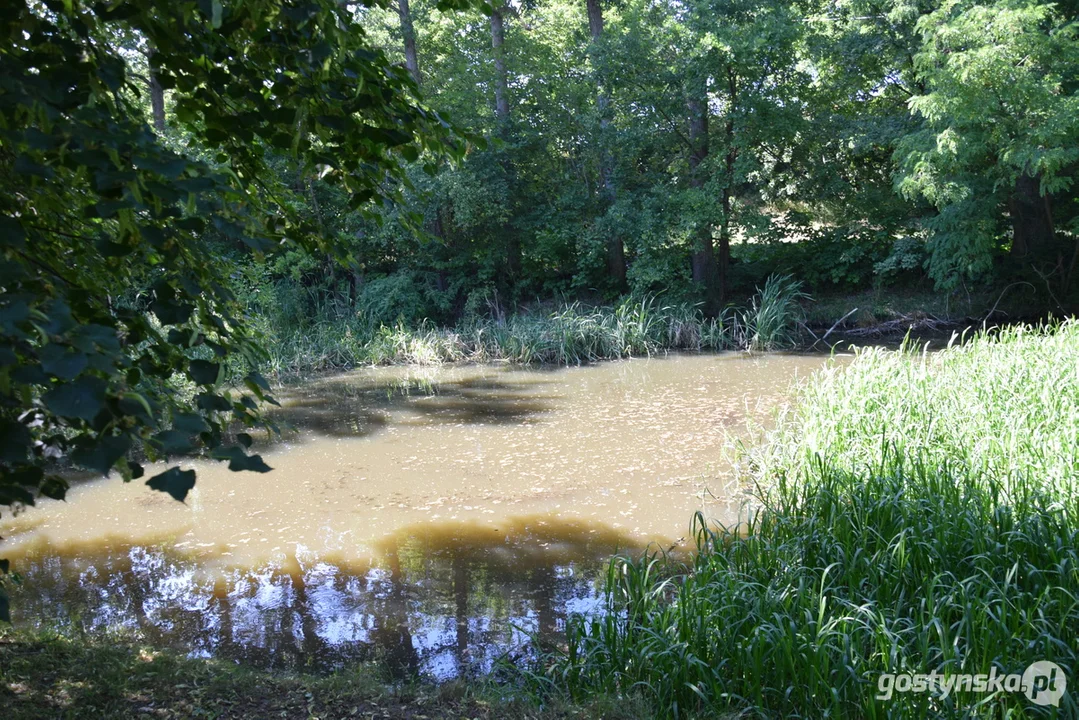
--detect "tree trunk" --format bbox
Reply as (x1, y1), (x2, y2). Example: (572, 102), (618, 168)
(213, 576), (235, 657)
(291, 564), (324, 665)
(147, 47), (166, 133)
(398, 0), (422, 85)
(489, 4), (520, 281)
(687, 82), (717, 312)
(489, 6), (510, 122)
(374, 545), (420, 680)
(716, 70), (738, 305)
(348, 268), (364, 306)
(587, 0), (626, 291)
(1010, 172), (1055, 259)
(396, 0), (456, 304)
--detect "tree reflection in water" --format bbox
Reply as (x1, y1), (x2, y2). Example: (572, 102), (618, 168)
(6, 517), (641, 679)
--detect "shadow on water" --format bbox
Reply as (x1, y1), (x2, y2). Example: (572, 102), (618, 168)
(6, 517), (642, 680)
(258, 369), (561, 443)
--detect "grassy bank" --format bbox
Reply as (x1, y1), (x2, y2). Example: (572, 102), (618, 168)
(546, 322), (1079, 717)
(0, 629), (646, 720)
(254, 278), (1028, 381)
(254, 276), (810, 379)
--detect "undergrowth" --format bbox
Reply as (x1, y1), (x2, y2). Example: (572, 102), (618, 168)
(258, 275), (808, 379)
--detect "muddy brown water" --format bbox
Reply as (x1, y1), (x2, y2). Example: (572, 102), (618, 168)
(0, 352), (842, 678)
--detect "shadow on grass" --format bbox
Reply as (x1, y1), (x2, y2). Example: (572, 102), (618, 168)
(0, 629), (649, 720)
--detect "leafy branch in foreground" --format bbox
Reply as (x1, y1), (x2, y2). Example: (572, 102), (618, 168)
(0, 0), (469, 618)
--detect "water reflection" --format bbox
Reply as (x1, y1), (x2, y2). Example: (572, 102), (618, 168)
(8, 517), (640, 679)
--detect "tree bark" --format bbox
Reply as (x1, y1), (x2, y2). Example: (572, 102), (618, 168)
(395, 0), (456, 304)
(147, 47), (166, 133)
(489, 3), (520, 280)
(687, 81), (717, 312)
(398, 0), (422, 85)
(587, 0), (626, 291)
(489, 6), (510, 122)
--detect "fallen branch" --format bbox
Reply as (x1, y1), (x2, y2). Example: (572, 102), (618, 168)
(839, 313), (947, 338)
(808, 307), (859, 350)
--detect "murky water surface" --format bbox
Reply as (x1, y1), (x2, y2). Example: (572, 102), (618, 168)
(1, 352), (837, 677)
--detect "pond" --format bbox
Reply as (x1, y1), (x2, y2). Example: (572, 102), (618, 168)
(0, 352), (840, 678)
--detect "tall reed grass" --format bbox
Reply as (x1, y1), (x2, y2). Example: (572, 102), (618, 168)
(546, 322), (1079, 718)
(256, 277), (813, 379)
(743, 273), (809, 351)
(256, 284), (813, 379)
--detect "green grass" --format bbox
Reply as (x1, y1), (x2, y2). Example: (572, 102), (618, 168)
(752, 323), (1079, 496)
(544, 322), (1079, 718)
(0, 628), (648, 720)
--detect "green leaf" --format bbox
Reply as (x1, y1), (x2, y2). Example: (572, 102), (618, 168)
(40, 344), (88, 380)
(0, 419), (31, 464)
(152, 429), (197, 454)
(146, 467), (196, 502)
(172, 412), (210, 434)
(70, 324), (120, 354)
(196, 392), (232, 412)
(0, 216), (26, 250)
(71, 433), (132, 475)
(189, 360), (221, 386)
(0, 485), (35, 506)
(0, 301), (30, 334)
(42, 376), (108, 422)
(152, 298), (194, 326)
(38, 476), (68, 501)
(118, 392), (157, 425)
(14, 154), (53, 179)
(41, 300), (76, 336)
(7, 466), (44, 488)
(245, 371), (272, 393)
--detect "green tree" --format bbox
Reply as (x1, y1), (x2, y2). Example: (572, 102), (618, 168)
(897, 0), (1079, 290)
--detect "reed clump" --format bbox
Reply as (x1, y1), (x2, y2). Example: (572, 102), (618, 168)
(257, 276), (814, 379)
(548, 322), (1079, 718)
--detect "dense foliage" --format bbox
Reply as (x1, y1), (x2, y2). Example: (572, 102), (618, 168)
(271, 0), (1076, 316)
